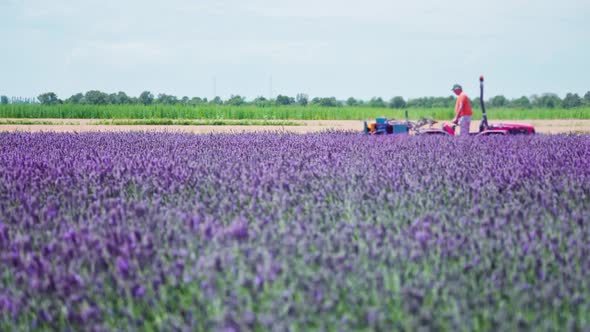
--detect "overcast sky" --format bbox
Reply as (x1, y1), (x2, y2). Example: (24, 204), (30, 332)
(1, 0), (589, 100)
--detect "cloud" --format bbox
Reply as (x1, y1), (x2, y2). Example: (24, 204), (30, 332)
(65, 39), (358, 67)
(2, 0), (588, 98)
(67, 41), (174, 67)
(15, 0), (80, 19)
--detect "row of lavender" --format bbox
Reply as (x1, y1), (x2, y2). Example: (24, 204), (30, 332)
(1, 132), (589, 331)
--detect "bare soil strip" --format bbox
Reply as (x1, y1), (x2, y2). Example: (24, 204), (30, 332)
(0, 119), (589, 134)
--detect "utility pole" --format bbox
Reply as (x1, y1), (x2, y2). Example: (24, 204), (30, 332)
(213, 76), (217, 99)
(269, 75), (273, 100)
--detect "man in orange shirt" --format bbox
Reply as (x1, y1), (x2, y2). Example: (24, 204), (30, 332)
(451, 84), (473, 136)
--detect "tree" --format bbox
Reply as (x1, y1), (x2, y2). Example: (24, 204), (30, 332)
(310, 97), (340, 107)
(253, 96), (272, 107)
(431, 97), (452, 108)
(562, 93), (582, 109)
(180, 96), (190, 105)
(189, 97), (206, 106)
(139, 91), (154, 105)
(156, 93), (178, 105)
(346, 97), (358, 106)
(532, 93), (561, 108)
(406, 97), (430, 108)
(471, 97), (481, 109)
(84, 90), (108, 105)
(584, 91), (590, 106)
(1, 95), (9, 104)
(296, 93), (308, 106)
(115, 91), (131, 104)
(510, 96), (531, 109)
(209, 96), (223, 105)
(545, 94), (561, 108)
(107, 93), (118, 105)
(65, 93), (84, 104)
(489, 95), (508, 108)
(38, 92), (60, 105)
(275, 94), (295, 106)
(367, 97), (386, 108)
(388, 96), (406, 109)
(225, 95), (246, 106)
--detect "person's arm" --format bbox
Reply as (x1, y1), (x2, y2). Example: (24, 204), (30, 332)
(453, 101), (463, 124)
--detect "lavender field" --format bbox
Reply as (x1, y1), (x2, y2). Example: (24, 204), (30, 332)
(1, 132), (589, 331)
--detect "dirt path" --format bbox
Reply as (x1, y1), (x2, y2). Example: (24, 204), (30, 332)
(0, 119), (589, 134)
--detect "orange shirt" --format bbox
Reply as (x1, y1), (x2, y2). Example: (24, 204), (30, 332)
(455, 92), (473, 117)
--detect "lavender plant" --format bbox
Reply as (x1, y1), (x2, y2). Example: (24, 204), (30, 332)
(1, 133), (589, 331)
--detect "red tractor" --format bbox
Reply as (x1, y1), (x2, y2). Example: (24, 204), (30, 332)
(410, 119), (536, 137)
(364, 76), (536, 136)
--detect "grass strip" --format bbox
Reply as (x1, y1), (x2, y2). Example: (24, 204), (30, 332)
(93, 119), (304, 126)
(0, 120), (80, 125)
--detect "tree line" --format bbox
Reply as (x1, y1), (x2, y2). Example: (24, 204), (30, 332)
(1, 91), (589, 109)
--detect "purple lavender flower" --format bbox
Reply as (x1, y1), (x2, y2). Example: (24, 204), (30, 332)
(116, 257), (130, 277)
(0, 133), (589, 331)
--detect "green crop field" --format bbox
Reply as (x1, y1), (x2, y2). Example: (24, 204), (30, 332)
(0, 104), (588, 120)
